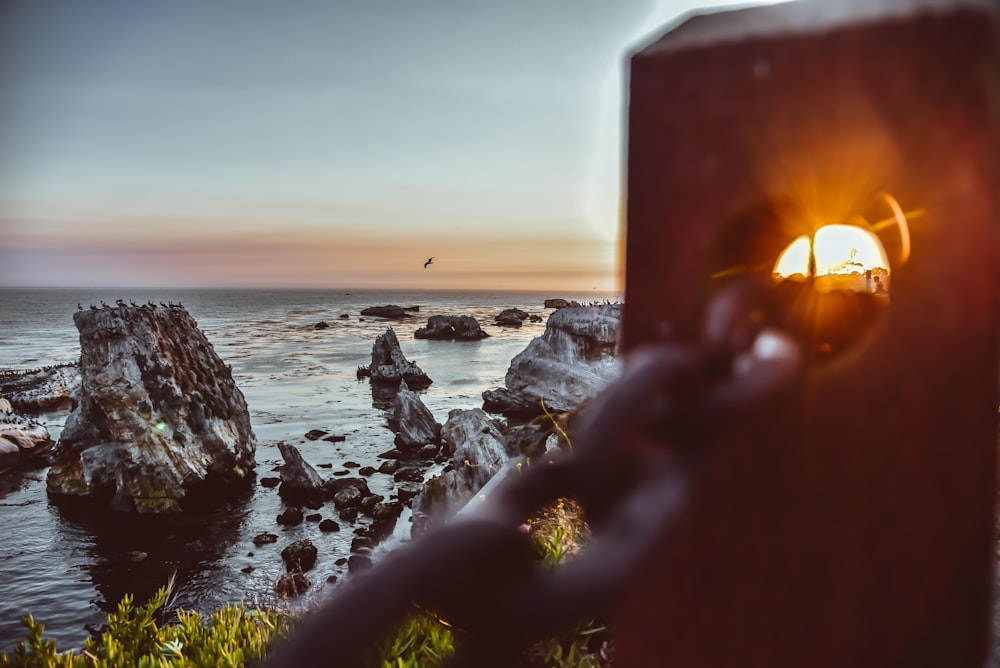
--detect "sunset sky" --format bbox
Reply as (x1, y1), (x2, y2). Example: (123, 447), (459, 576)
(0, 0), (785, 291)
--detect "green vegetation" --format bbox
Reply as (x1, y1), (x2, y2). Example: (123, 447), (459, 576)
(1, 499), (609, 667)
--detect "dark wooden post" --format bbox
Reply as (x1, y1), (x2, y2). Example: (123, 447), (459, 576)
(618, 1), (998, 666)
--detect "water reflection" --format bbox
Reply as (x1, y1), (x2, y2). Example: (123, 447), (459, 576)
(50, 482), (254, 621)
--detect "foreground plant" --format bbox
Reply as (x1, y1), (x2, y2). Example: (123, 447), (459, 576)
(1, 584), (289, 668)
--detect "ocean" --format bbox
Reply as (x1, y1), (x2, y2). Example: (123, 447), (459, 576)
(0, 287), (619, 651)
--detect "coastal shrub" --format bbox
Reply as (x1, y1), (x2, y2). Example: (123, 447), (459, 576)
(1, 584), (289, 667)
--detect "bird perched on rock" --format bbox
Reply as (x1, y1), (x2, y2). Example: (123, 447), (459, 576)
(77, 303), (82, 310)
(423, 256), (435, 268)
(116, 299), (125, 307)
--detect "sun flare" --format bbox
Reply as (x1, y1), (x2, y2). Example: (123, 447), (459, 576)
(774, 224), (889, 279)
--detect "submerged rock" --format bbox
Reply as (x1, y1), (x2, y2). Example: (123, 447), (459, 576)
(361, 328), (431, 389)
(47, 305), (256, 513)
(411, 408), (509, 537)
(388, 381), (441, 451)
(0, 364), (79, 413)
(414, 315), (489, 341)
(482, 303), (622, 418)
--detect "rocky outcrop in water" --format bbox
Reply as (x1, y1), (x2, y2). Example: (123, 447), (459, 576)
(388, 381), (441, 451)
(411, 408), (510, 537)
(357, 328), (431, 389)
(0, 405), (52, 466)
(482, 303), (622, 418)
(359, 305), (412, 319)
(47, 305), (257, 513)
(0, 364), (79, 413)
(494, 308), (529, 328)
(414, 315), (489, 341)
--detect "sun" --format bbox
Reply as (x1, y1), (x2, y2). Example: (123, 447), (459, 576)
(774, 224), (889, 279)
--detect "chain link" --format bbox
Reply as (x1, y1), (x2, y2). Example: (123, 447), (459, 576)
(266, 276), (804, 667)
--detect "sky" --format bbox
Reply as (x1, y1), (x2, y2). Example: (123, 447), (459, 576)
(0, 0), (786, 291)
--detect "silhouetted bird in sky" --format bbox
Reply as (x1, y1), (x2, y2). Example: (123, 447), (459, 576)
(424, 256), (435, 268)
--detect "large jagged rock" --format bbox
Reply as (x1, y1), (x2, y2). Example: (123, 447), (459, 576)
(482, 303), (622, 418)
(411, 408), (510, 537)
(360, 328), (431, 389)
(47, 305), (256, 513)
(277, 441), (326, 504)
(388, 381), (441, 451)
(0, 364), (79, 413)
(414, 315), (489, 341)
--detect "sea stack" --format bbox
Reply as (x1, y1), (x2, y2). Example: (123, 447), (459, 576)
(47, 304), (256, 513)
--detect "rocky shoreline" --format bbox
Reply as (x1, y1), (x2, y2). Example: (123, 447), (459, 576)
(0, 298), (623, 602)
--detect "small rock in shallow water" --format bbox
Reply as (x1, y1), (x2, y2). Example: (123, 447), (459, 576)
(343, 460), (360, 468)
(335, 557), (348, 566)
(276, 508), (304, 526)
(304, 429), (327, 440)
(319, 519), (340, 532)
(260, 477), (281, 488)
(338, 507), (359, 521)
(317, 463), (333, 468)
(378, 460), (401, 475)
(241, 566), (254, 574)
(358, 466), (376, 476)
(348, 555), (372, 573)
(324, 435), (346, 443)
(281, 539), (318, 572)
(274, 572), (310, 598)
(253, 532), (278, 546)
(305, 513), (322, 522)
(326, 575), (338, 584)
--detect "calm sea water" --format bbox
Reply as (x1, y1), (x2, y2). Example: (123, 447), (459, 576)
(0, 287), (619, 651)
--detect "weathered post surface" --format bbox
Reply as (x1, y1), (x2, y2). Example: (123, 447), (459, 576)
(620, 0), (998, 666)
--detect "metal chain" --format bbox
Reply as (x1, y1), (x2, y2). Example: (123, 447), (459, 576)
(265, 275), (804, 667)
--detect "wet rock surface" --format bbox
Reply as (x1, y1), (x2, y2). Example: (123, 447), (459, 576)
(358, 327), (432, 389)
(359, 305), (412, 319)
(0, 404), (53, 466)
(414, 315), (489, 340)
(482, 303), (621, 418)
(388, 381), (441, 451)
(494, 308), (529, 328)
(0, 364), (79, 413)
(46, 305), (256, 513)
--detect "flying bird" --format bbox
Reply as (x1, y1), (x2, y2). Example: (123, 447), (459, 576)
(423, 256), (435, 268)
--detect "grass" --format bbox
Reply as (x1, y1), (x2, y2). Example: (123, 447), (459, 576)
(1, 499), (608, 667)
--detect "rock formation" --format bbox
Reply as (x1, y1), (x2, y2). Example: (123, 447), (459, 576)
(359, 305), (412, 319)
(388, 381), (441, 451)
(277, 441), (326, 504)
(47, 305), (256, 513)
(0, 406), (52, 466)
(482, 303), (622, 418)
(0, 364), (79, 413)
(414, 315), (489, 340)
(411, 408), (510, 537)
(357, 328), (431, 389)
(494, 308), (529, 328)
